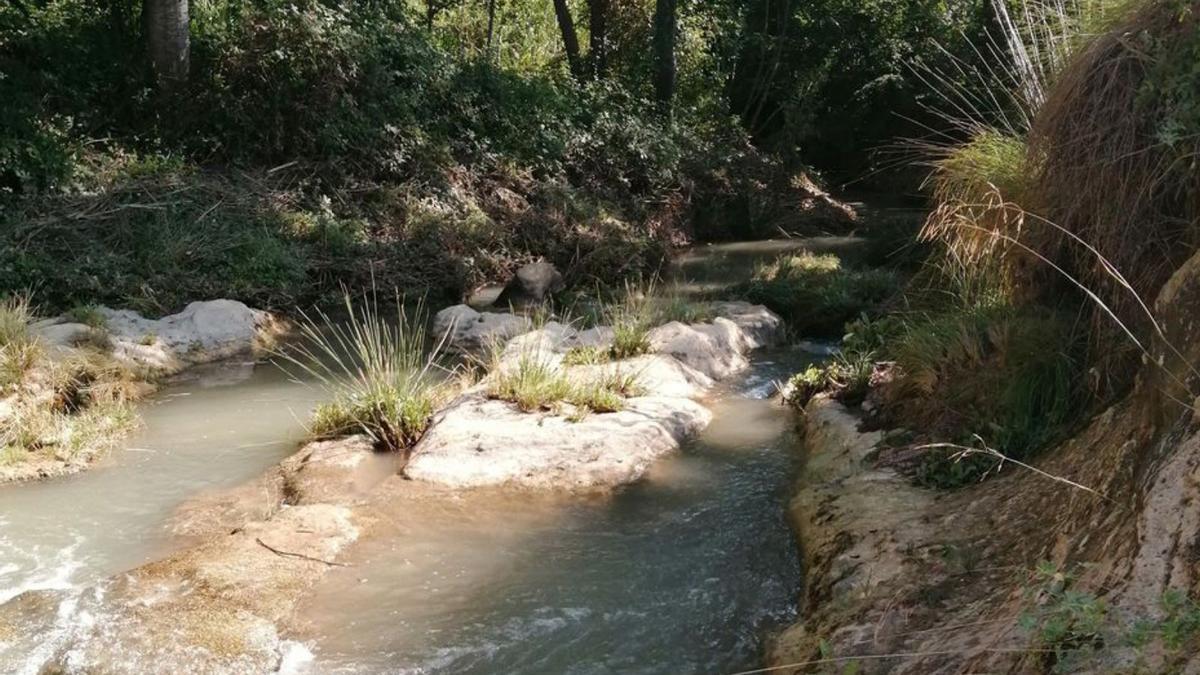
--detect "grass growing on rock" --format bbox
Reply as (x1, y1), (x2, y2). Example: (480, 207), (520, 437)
(280, 293), (450, 452)
(0, 294), (145, 475)
(742, 252), (899, 338)
(485, 351), (644, 419)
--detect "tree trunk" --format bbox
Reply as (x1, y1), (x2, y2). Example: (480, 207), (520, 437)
(143, 0), (189, 85)
(587, 0), (608, 79)
(652, 0), (676, 117)
(552, 0), (584, 81)
(485, 0), (497, 56)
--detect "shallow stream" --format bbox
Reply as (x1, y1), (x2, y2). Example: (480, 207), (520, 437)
(0, 237), (842, 672)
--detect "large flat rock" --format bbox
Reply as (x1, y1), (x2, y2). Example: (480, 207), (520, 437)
(405, 392), (711, 489)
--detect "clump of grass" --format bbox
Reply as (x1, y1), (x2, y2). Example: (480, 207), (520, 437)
(487, 352), (575, 413)
(741, 252), (899, 338)
(486, 349), (642, 419)
(604, 284), (656, 360)
(280, 292), (447, 452)
(65, 304), (108, 330)
(784, 350), (876, 410)
(0, 294), (41, 390)
(562, 345), (609, 366)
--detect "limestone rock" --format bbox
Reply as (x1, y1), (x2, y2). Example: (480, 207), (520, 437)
(494, 261), (564, 308)
(432, 304), (532, 355)
(648, 319), (750, 380)
(96, 299), (270, 373)
(0, 505), (358, 674)
(405, 392), (711, 489)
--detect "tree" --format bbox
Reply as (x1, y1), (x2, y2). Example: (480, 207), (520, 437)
(143, 0), (189, 85)
(587, 0), (609, 79)
(652, 0), (676, 116)
(552, 0), (585, 80)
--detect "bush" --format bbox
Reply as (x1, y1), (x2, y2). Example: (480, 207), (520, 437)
(741, 252), (899, 337)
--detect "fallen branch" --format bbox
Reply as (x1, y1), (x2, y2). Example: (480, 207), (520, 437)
(255, 537), (348, 567)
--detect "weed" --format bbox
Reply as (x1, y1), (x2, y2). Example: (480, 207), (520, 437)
(0, 294), (41, 391)
(741, 252), (899, 338)
(279, 292), (447, 452)
(485, 348), (641, 418)
(563, 345), (609, 366)
(65, 304), (107, 330)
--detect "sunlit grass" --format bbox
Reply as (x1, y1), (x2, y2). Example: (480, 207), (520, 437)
(280, 292), (449, 451)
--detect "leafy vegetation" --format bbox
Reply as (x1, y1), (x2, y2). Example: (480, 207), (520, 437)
(741, 252), (899, 338)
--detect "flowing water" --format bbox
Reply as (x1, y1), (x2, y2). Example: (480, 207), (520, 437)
(0, 359), (324, 604)
(290, 355), (810, 674)
(0, 238), (848, 672)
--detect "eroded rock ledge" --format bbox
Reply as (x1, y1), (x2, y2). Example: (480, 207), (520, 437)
(0, 300), (284, 485)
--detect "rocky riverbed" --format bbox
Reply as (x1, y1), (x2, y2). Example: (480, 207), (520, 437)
(0, 299), (788, 673)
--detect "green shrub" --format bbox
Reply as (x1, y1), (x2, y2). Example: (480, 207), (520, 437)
(741, 252), (899, 337)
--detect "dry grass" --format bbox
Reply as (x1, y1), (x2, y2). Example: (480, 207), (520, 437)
(1021, 0), (1200, 384)
(0, 294), (146, 471)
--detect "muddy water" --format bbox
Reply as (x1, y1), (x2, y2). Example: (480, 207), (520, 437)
(0, 359), (324, 604)
(0, 237), (839, 672)
(290, 355), (809, 674)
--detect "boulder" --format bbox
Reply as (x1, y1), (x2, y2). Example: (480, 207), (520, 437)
(31, 321), (93, 348)
(432, 304), (532, 355)
(99, 299), (270, 371)
(404, 392), (711, 490)
(493, 261), (564, 308)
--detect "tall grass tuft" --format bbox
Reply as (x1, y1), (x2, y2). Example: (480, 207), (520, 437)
(0, 294), (42, 391)
(280, 292), (447, 452)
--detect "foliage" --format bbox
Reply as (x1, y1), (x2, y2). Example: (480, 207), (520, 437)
(889, 302), (1085, 488)
(726, 0), (988, 170)
(279, 292), (447, 451)
(741, 252), (899, 338)
(1019, 562), (1200, 672)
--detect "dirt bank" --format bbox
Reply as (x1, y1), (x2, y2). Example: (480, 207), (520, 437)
(770, 249), (1200, 673)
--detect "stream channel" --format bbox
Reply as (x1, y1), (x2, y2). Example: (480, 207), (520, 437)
(0, 238), (858, 673)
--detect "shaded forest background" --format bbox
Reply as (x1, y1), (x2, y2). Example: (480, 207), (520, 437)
(1, 0), (1000, 312)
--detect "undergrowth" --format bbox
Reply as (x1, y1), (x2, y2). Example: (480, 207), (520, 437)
(741, 252), (899, 338)
(0, 294), (145, 473)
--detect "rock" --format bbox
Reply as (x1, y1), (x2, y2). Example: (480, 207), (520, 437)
(97, 299), (272, 373)
(31, 321), (94, 348)
(405, 392), (711, 489)
(707, 301), (786, 349)
(648, 319), (750, 380)
(0, 504), (360, 674)
(279, 436), (398, 506)
(170, 436), (391, 540)
(432, 304), (532, 355)
(494, 261), (564, 308)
